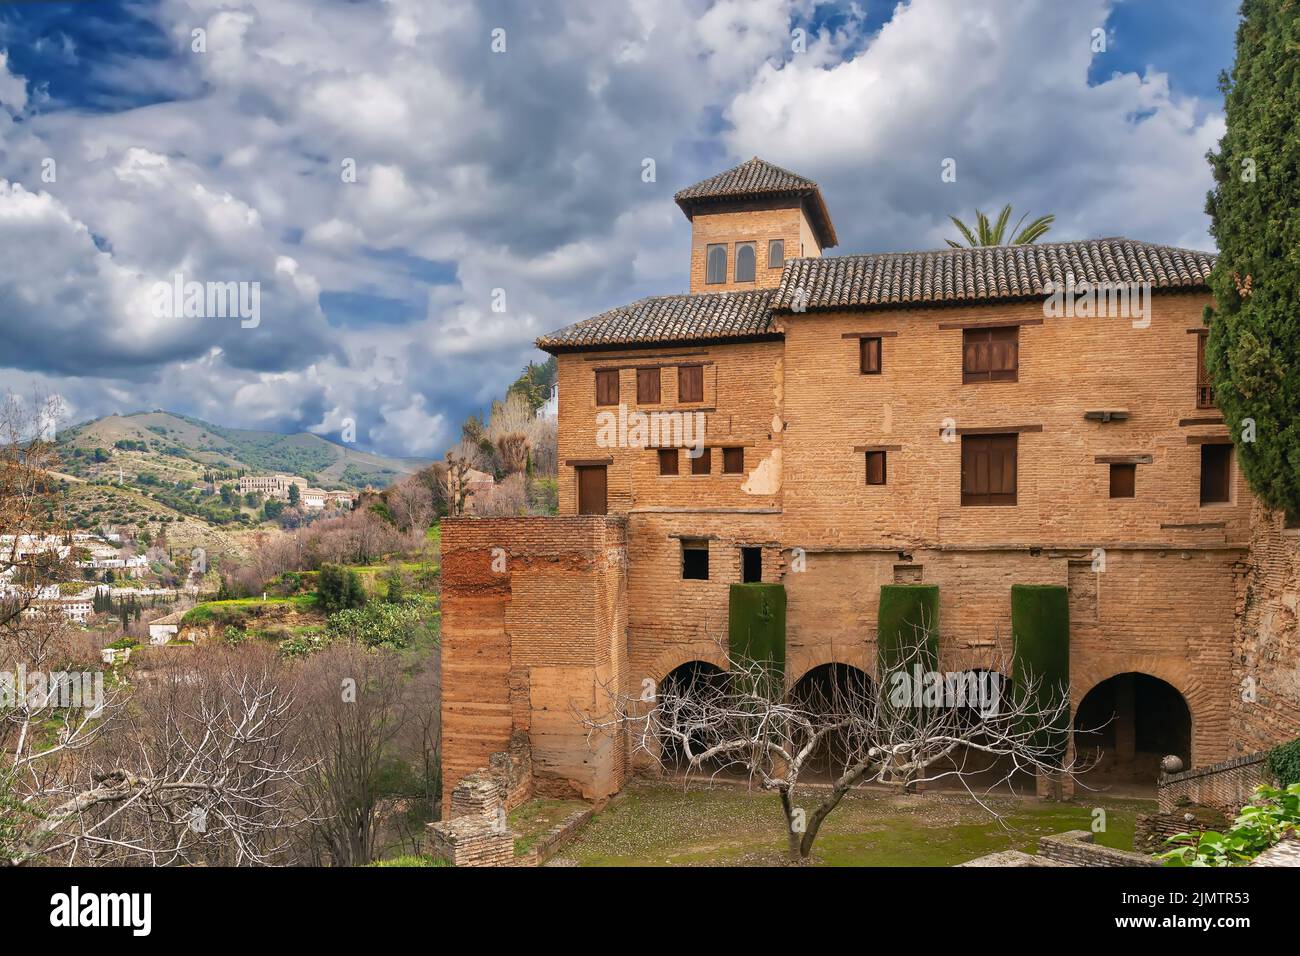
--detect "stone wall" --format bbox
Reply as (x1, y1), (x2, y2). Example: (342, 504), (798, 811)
(1158, 752), (1273, 816)
(1037, 830), (1160, 867)
(1232, 503), (1300, 754)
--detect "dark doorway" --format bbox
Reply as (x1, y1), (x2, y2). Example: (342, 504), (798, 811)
(788, 663), (875, 777)
(1075, 672), (1191, 785)
(657, 661), (728, 772)
(741, 546), (761, 583)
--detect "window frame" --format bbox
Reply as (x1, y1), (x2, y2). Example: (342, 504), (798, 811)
(1199, 442), (1232, 505)
(865, 450), (887, 486)
(1196, 331), (1215, 409)
(722, 446), (744, 474)
(657, 448), (679, 476)
(768, 239), (784, 269)
(960, 433), (1018, 506)
(741, 546), (762, 583)
(735, 242), (757, 283)
(690, 447), (712, 476)
(595, 368), (619, 406)
(1109, 462), (1136, 499)
(681, 539), (709, 580)
(678, 365), (704, 403)
(860, 336), (882, 375)
(705, 244), (727, 285)
(962, 326), (1020, 384)
(636, 366), (661, 405)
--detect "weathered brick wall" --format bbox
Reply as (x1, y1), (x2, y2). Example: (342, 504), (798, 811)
(440, 516), (628, 813)
(1232, 502), (1300, 753)
(687, 201), (821, 294)
(1037, 830), (1159, 867)
(1158, 752), (1272, 815)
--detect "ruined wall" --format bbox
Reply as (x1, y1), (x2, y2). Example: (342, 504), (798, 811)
(440, 516), (628, 813)
(1232, 502), (1300, 753)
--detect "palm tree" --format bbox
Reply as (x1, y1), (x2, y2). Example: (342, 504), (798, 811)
(946, 204), (1054, 248)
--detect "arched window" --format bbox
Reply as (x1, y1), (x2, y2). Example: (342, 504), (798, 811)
(735, 243), (756, 282)
(706, 244), (727, 284)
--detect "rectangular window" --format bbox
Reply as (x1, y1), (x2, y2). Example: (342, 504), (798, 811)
(1200, 443), (1232, 504)
(768, 239), (784, 269)
(1109, 462), (1136, 498)
(1196, 332), (1215, 408)
(741, 546), (762, 583)
(735, 242), (756, 282)
(636, 367), (661, 404)
(865, 450), (887, 485)
(691, 447), (711, 476)
(860, 336), (882, 375)
(595, 369), (619, 406)
(723, 447), (744, 474)
(682, 539), (709, 580)
(962, 327), (1019, 383)
(657, 448), (678, 476)
(678, 365), (704, 403)
(961, 434), (1018, 505)
(705, 244), (727, 284)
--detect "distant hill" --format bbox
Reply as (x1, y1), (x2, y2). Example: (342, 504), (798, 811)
(56, 411), (430, 490)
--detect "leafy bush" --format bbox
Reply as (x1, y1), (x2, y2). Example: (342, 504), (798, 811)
(1159, 783), (1300, 866)
(326, 600), (429, 650)
(1267, 737), (1300, 788)
(277, 630), (331, 659)
(317, 564), (366, 614)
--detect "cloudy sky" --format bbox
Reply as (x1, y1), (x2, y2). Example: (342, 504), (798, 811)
(0, 0), (1238, 457)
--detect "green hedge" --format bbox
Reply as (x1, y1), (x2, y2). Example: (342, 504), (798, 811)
(728, 583), (786, 696)
(1010, 584), (1070, 757)
(877, 585), (939, 675)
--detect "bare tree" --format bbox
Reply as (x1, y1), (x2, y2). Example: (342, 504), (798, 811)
(442, 439), (484, 517)
(581, 628), (1087, 862)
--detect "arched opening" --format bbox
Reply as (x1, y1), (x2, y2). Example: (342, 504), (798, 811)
(936, 670), (1037, 793)
(657, 660), (728, 773)
(788, 663), (875, 778)
(1074, 672), (1191, 787)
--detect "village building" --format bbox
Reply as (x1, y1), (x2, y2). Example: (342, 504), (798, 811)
(438, 158), (1300, 811)
(236, 474), (309, 499)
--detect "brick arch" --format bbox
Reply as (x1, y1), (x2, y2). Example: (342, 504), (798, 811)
(786, 644), (876, 690)
(1071, 658), (1206, 765)
(645, 645), (729, 685)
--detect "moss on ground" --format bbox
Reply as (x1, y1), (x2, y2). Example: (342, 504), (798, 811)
(508, 798), (589, 857)
(553, 780), (1153, 867)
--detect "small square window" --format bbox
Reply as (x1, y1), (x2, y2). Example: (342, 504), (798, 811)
(865, 450), (887, 485)
(860, 337), (882, 375)
(595, 369), (619, 406)
(723, 447), (744, 474)
(741, 546), (762, 583)
(962, 327), (1019, 383)
(682, 539), (709, 580)
(768, 239), (784, 269)
(1109, 463), (1136, 498)
(691, 447), (711, 476)
(637, 367), (661, 404)
(658, 448), (678, 476)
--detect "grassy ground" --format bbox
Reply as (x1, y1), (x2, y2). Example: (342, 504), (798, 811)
(552, 780), (1154, 867)
(508, 798), (589, 858)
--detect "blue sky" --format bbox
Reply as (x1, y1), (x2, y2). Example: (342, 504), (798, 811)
(0, 0), (1240, 456)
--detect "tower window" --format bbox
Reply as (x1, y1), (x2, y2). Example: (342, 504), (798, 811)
(706, 244), (727, 284)
(735, 243), (756, 282)
(768, 239), (784, 269)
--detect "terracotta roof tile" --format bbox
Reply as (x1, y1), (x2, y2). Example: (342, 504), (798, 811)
(537, 290), (776, 352)
(674, 157), (838, 248)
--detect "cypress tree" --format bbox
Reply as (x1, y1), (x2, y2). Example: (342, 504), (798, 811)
(1204, 0), (1300, 515)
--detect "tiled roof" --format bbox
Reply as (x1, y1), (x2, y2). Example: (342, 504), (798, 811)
(773, 238), (1215, 312)
(674, 157), (838, 248)
(536, 290), (776, 352)
(537, 238), (1216, 352)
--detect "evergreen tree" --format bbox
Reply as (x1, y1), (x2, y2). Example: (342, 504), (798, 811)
(1204, 0), (1300, 515)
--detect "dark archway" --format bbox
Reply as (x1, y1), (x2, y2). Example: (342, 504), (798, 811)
(788, 663), (876, 778)
(1074, 673), (1191, 785)
(657, 660), (728, 772)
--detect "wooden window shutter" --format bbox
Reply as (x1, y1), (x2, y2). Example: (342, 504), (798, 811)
(637, 367), (661, 404)
(963, 327), (1019, 383)
(657, 448), (678, 476)
(1109, 463), (1136, 498)
(678, 365), (704, 403)
(723, 447), (744, 474)
(690, 447), (711, 476)
(961, 434), (1017, 505)
(865, 450), (887, 485)
(860, 337), (882, 375)
(595, 369), (619, 406)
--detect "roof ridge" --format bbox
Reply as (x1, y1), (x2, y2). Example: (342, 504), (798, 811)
(801, 236), (1214, 261)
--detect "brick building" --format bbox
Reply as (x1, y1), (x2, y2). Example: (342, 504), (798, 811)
(440, 157), (1297, 808)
